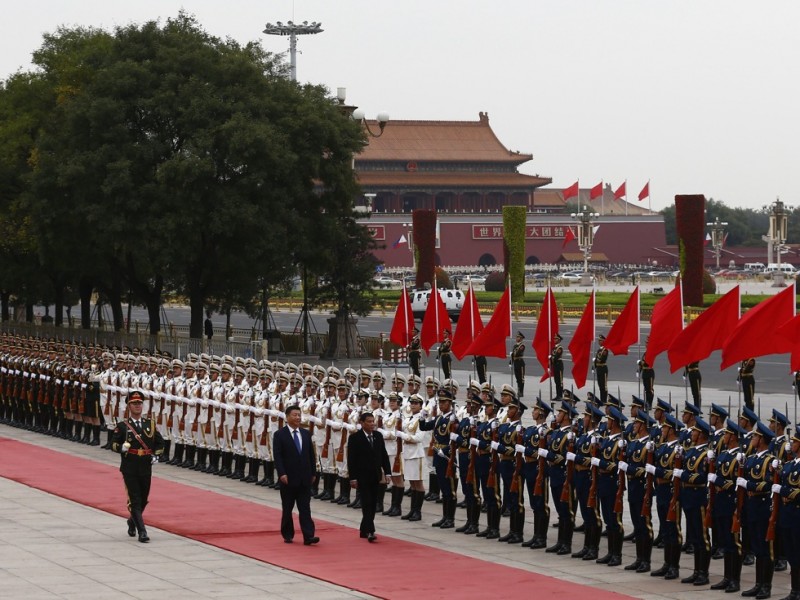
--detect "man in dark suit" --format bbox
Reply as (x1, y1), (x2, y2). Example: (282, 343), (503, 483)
(273, 405), (319, 545)
(348, 412), (392, 542)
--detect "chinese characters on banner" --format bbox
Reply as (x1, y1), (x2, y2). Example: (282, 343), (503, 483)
(471, 225), (570, 240)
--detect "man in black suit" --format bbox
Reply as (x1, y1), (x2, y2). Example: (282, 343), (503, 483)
(273, 405), (319, 545)
(348, 412), (392, 542)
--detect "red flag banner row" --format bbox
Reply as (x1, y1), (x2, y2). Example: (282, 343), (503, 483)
(562, 180), (649, 202)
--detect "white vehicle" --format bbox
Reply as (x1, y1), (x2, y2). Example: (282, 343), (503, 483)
(373, 276), (402, 288)
(763, 263), (796, 275)
(410, 288), (464, 321)
(744, 262), (765, 271)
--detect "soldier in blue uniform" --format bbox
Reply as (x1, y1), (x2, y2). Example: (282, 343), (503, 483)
(679, 401), (703, 450)
(452, 391), (481, 534)
(624, 396), (646, 443)
(618, 410), (656, 572)
(708, 403), (730, 560)
(521, 397), (552, 549)
(737, 421), (777, 598)
(472, 392), (501, 539)
(708, 418), (746, 593)
(419, 388), (458, 529)
(494, 391), (526, 544)
(494, 384), (520, 517)
(648, 413), (684, 580)
(651, 394), (675, 548)
(774, 424), (800, 600)
(593, 405), (626, 567)
(568, 401), (604, 560)
(676, 417), (712, 586)
(541, 400), (577, 555)
(739, 404), (760, 567)
(769, 409), (792, 574)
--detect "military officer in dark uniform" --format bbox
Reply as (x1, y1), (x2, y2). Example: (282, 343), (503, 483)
(474, 355), (488, 384)
(648, 413), (684, 580)
(594, 334), (609, 404)
(774, 425), (800, 600)
(472, 391), (501, 539)
(569, 402), (604, 560)
(438, 330), (452, 380)
(593, 406), (626, 567)
(111, 390), (165, 543)
(769, 409), (792, 574)
(408, 327), (421, 377)
(737, 422), (777, 598)
(708, 418), (746, 593)
(707, 403), (729, 559)
(521, 397), (552, 549)
(510, 332), (526, 398)
(541, 400), (577, 555)
(676, 417), (712, 586)
(637, 357), (655, 410)
(684, 361), (702, 407)
(495, 390), (526, 544)
(419, 388), (457, 529)
(739, 358), (756, 411)
(679, 401), (702, 450)
(550, 333), (564, 399)
(453, 392), (481, 534)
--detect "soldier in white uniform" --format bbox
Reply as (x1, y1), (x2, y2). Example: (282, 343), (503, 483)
(254, 369), (274, 486)
(99, 353), (115, 449)
(378, 392), (406, 517)
(299, 375), (320, 494)
(179, 362), (199, 468)
(216, 363), (235, 477)
(400, 393), (429, 521)
(228, 366), (249, 480)
(311, 377), (337, 500)
(266, 372), (289, 488)
(423, 376), (441, 502)
(166, 359), (186, 465)
(194, 362), (213, 472)
(329, 379), (354, 504)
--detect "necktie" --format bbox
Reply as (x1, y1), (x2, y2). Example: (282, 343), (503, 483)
(368, 434), (373, 446)
(293, 429), (302, 453)
(134, 420), (141, 430)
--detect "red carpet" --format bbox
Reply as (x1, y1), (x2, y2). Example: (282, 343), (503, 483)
(0, 436), (633, 599)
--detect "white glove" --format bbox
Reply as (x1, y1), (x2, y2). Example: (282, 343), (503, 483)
(420, 410), (429, 419)
(645, 441), (654, 451)
(707, 450), (715, 461)
(772, 459), (780, 470)
(618, 461), (629, 473)
(469, 438), (480, 447)
(590, 436), (598, 445)
(449, 432), (459, 442)
(566, 452), (576, 462)
(122, 442), (131, 453)
(708, 473), (717, 483)
(151, 456), (158, 465)
(397, 432), (408, 441)
(490, 441), (500, 451)
(346, 423), (357, 432)
(516, 424), (523, 433)
(591, 457), (601, 467)
(377, 428), (387, 436)
(567, 431), (575, 441)
(515, 444), (526, 454)
(645, 464), (656, 475)
(436, 449), (446, 458)
(491, 421), (499, 430)
(736, 477), (748, 489)
(537, 448), (549, 458)
(786, 442), (792, 453)
(672, 468), (683, 479)
(772, 484), (783, 495)
(619, 439), (627, 449)
(736, 452), (745, 464)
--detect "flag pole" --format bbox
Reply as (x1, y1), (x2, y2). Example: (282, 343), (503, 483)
(547, 286), (553, 401)
(624, 179), (628, 217)
(434, 277), (441, 382)
(636, 286), (642, 400)
(509, 278), (514, 390)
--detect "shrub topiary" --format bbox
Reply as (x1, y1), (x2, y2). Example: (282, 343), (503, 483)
(434, 266), (452, 289)
(485, 271), (506, 292)
(702, 269), (716, 294)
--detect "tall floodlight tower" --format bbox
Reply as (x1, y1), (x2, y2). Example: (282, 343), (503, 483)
(263, 20), (323, 81)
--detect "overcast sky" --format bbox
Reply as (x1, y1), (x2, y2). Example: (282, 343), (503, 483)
(2, 1), (797, 212)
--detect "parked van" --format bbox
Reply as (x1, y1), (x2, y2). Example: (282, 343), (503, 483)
(410, 288), (464, 321)
(763, 263), (796, 275)
(743, 262), (765, 271)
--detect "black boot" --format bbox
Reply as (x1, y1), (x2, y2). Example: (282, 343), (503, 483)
(431, 497), (448, 527)
(664, 543), (681, 580)
(693, 548), (710, 585)
(317, 473), (333, 499)
(532, 511), (550, 550)
(711, 552), (732, 590)
(626, 537), (643, 571)
(726, 552), (742, 593)
(232, 455), (247, 480)
(782, 568), (800, 600)
(583, 522), (600, 560)
(596, 525), (613, 564)
(337, 478), (351, 505)
(159, 439), (170, 462)
(408, 490), (424, 522)
(243, 457), (260, 483)
(425, 474), (440, 502)
(439, 497), (455, 529)
(348, 490), (361, 509)
(757, 559), (774, 599)
(498, 509), (515, 542)
(169, 443), (184, 466)
(558, 518), (573, 555)
(207, 450), (221, 475)
(262, 461), (275, 487)
(192, 448), (207, 471)
(652, 540), (672, 577)
(127, 515), (137, 537)
(477, 504), (495, 537)
(681, 544), (701, 583)
(311, 473), (321, 498)
(218, 451), (233, 477)
(509, 508), (525, 544)
(607, 529), (622, 566)
(742, 556), (764, 597)
(80, 423), (92, 444)
(132, 509), (149, 543)
(486, 505), (501, 539)
(637, 535), (653, 573)
(456, 501), (472, 533)
(72, 421), (83, 442)
(89, 424), (101, 446)
(375, 483), (386, 513)
(181, 445), (196, 468)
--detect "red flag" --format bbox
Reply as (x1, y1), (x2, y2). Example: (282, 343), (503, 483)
(420, 284), (452, 356)
(568, 291), (595, 389)
(720, 284), (795, 370)
(777, 315), (800, 372)
(667, 285), (740, 373)
(613, 181), (626, 199)
(563, 181), (579, 201)
(389, 285), (414, 348)
(451, 284), (484, 360)
(604, 287), (640, 356)
(532, 288), (559, 381)
(589, 181), (603, 200)
(644, 282), (683, 367)
(464, 286), (511, 359)
(638, 181), (649, 201)
(562, 227), (576, 248)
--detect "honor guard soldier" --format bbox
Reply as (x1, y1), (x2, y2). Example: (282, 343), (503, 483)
(378, 392), (405, 517)
(472, 391), (501, 539)
(521, 397), (553, 549)
(770, 407), (792, 573)
(453, 391), (482, 534)
(568, 402), (604, 560)
(495, 384), (519, 516)
(708, 403), (730, 559)
(474, 354), (488, 384)
(111, 390), (165, 543)
(648, 413), (684, 580)
(494, 389), (526, 544)
(708, 418), (747, 593)
(679, 401), (702, 450)
(684, 361), (702, 407)
(773, 424), (800, 600)
(420, 387), (458, 529)
(594, 334), (609, 404)
(510, 331), (526, 398)
(736, 422), (777, 598)
(637, 357), (655, 410)
(625, 396), (646, 443)
(738, 358), (756, 411)
(542, 400), (578, 555)
(399, 394), (429, 522)
(618, 410), (657, 573)
(550, 333), (564, 399)
(438, 330), (453, 380)
(593, 405), (627, 567)
(676, 417), (712, 586)
(408, 327), (422, 377)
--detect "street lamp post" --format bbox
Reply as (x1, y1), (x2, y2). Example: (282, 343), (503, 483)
(706, 216), (728, 271)
(570, 206), (599, 285)
(770, 198), (789, 287)
(262, 20), (323, 82)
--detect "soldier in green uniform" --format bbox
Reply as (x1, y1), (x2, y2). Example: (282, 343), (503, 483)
(408, 327), (421, 377)
(550, 333), (564, 399)
(594, 334), (609, 404)
(438, 330), (452, 380)
(738, 358), (756, 411)
(510, 332), (526, 398)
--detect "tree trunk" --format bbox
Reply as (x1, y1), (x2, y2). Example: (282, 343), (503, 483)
(1, 291), (9, 322)
(107, 276), (125, 331)
(79, 279), (93, 329)
(188, 284), (205, 339)
(26, 302), (34, 323)
(54, 284), (64, 327)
